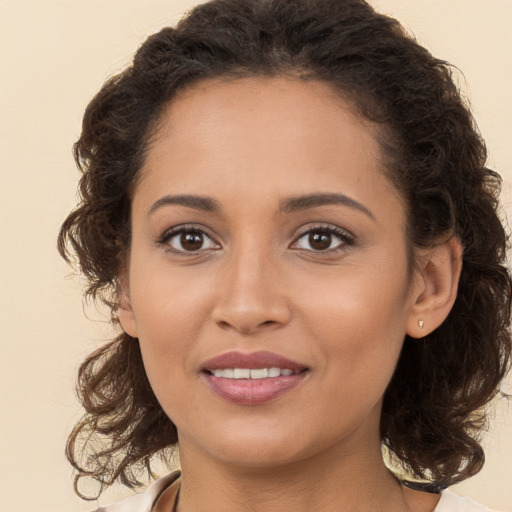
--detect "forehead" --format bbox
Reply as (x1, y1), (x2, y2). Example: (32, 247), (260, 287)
(150, 76), (377, 163)
(136, 76), (403, 223)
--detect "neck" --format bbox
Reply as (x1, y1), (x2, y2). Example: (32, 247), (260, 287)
(176, 434), (413, 512)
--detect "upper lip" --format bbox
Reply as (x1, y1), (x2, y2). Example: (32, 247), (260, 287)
(201, 351), (308, 372)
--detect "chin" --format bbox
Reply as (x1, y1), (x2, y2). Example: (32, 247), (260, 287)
(183, 419), (353, 472)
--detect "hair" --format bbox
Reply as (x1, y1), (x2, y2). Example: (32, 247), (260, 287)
(58, 0), (511, 499)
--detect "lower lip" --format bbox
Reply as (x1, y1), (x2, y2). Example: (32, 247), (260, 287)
(203, 372), (307, 405)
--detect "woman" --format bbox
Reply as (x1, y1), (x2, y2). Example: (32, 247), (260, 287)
(58, 0), (511, 510)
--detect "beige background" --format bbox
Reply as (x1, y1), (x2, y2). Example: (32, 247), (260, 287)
(1, 1), (511, 510)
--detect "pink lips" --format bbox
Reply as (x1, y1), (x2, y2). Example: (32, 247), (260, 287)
(201, 351), (308, 406)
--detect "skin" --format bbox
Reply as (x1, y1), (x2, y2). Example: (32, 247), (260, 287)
(118, 76), (462, 512)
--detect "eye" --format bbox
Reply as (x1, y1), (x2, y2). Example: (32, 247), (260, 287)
(158, 227), (219, 253)
(292, 226), (354, 253)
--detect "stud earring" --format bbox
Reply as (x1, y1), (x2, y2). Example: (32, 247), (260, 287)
(418, 320), (424, 329)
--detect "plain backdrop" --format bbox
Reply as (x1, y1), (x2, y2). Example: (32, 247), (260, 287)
(0, 1), (511, 510)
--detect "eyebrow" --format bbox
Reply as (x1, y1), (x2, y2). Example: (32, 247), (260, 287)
(280, 193), (375, 220)
(148, 192), (374, 220)
(149, 194), (221, 215)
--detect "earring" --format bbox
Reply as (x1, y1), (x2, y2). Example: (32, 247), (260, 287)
(418, 320), (424, 329)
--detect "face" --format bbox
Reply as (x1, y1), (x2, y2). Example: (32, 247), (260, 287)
(119, 76), (423, 471)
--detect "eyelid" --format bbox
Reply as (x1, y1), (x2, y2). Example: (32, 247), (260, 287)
(156, 224), (221, 253)
(155, 222), (354, 255)
(290, 223), (355, 253)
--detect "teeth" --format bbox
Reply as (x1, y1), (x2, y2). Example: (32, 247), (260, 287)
(250, 368), (268, 379)
(210, 367), (298, 379)
(268, 367), (281, 377)
(218, 368), (234, 378)
(233, 368), (250, 379)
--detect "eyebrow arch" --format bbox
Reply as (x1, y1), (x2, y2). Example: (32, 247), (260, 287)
(280, 193), (375, 220)
(148, 192), (374, 219)
(148, 194), (221, 215)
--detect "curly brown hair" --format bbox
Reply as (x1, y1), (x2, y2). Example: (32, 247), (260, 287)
(58, 0), (512, 499)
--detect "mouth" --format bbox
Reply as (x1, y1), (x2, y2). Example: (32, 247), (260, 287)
(207, 367), (303, 379)
(201, 351), (309, 405)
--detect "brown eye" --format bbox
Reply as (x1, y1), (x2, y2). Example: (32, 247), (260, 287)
(180, 231), (204, 251)
(293, 226), (353, 253)
(308, 232), (332, 250)
(164, 228), (219, 253)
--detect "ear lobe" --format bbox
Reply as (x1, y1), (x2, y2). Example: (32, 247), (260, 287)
(117, 288), (138, 338)
(407, 236), (463, 338)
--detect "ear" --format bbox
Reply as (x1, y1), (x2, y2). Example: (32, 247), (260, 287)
(406, 236), (463, 338)
(116, 281), (139, 338)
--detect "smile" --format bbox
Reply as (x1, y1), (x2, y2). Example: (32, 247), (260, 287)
(209, 368), (298, 379)
(201, 351), (309, 405)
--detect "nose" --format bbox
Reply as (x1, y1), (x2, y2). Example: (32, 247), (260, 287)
(211, 243), (292, 335)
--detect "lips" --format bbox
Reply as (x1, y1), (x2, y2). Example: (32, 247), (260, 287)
(201, 351), (309, 405)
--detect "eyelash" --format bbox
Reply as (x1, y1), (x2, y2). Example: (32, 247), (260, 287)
(156, 224), (355, 255)
(156, 224), (220, 255)
(292, 224), (355, 254)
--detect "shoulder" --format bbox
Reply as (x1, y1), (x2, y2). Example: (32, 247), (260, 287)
(435, 490), (508, 512)
(92, 471), (180, 512)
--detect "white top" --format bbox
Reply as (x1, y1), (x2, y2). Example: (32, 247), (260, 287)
(435, 490), (500, 512)
(94, 472), (506, 512)
(95, 472), (179, 512)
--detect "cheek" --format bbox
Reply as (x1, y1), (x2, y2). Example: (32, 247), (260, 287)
(131, 251), (214, 331)
(297, 263), (410, 385)
(128, 264), (216, 385)
(299, 261), (410, 337)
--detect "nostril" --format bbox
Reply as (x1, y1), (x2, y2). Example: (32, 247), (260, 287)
(212, 301), (291, 334)
(215, 318), (280, 334)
